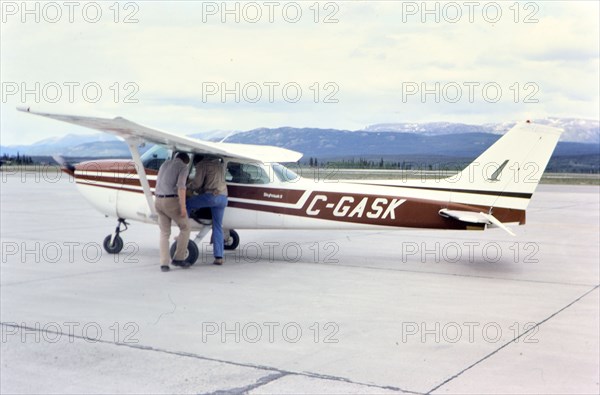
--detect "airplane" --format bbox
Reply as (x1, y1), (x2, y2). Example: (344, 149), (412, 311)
(17, 107), (563, 265)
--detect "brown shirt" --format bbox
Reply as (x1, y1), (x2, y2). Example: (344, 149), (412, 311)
(189, 158), (228, 196)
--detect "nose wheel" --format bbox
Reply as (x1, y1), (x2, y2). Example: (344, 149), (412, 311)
(103, 218), (128, 254)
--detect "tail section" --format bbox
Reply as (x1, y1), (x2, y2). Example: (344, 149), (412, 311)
(445, 121), (563, 211)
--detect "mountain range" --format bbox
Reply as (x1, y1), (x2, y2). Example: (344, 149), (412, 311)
(2, 118), (598, 161)
(363, 117), (599, 143)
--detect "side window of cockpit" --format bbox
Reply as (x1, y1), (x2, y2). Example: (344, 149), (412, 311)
(141, 145), (171, 171)
(226, 162), (250, 183)
(244, 164), (269, 184)
(226, 162), (269, 184)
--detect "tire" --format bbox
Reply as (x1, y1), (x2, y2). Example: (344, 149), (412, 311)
(170, 240), (199, 265)
(224, 229), (240, 250)
(103, 234), (124, 254)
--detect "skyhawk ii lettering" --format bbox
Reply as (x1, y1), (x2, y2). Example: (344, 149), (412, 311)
(263, 192), (282, 199)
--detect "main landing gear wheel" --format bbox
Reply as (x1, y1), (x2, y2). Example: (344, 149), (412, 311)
(103, 218), (128, 254)
(170, 240), (199, 265)
(224, 229), (240, 250)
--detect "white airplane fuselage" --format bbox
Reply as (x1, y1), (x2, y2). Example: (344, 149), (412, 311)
(71, 158), (527, 233)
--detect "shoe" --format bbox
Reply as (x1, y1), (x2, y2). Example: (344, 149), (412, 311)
(172, 259), (191, 269)
(213, 258), (223, 266)
(160, 265), (170, 272)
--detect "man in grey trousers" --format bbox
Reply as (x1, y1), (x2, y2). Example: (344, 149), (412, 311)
(154, 152), (190, 272)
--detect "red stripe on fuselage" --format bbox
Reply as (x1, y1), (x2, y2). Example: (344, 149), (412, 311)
(73, 166), (525, 229)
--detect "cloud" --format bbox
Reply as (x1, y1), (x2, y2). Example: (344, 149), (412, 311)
(1, 1), (598, 145)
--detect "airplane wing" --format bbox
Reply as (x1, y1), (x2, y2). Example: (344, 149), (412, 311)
(17, 107), (303, 163)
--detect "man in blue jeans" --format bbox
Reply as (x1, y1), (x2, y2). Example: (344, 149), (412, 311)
(186, 156), (228, 265)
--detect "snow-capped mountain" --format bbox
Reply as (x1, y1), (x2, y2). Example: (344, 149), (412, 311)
(364, 122), (489, 135)
(188, 130), (240, 142)
(1, 117), (598, 157)
(1, 133), (121, 156)
(366, 117), (599, 143)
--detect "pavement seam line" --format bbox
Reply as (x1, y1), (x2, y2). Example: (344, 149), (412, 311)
(307, 261), (599, 288)
(1, 259), (596, 289)
(425, 284), (600, 394)
(0, 264), (157, 287)
(199, 372), (288, 395)
(0, 322), (417, 394)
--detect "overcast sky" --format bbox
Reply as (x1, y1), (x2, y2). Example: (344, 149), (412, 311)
(1, 0), (598, 145)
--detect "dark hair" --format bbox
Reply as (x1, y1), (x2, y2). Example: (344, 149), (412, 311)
(175, 152), (190, 164)
(193, 154), (205, 165)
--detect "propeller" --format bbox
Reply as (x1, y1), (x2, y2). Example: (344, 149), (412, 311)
(52, 155), (76, 173)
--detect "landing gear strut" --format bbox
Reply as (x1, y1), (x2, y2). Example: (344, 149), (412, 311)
(189, 212), (240, 252)
(103, 218), (128, 254)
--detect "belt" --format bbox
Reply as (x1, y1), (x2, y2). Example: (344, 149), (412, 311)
(156, 194), (178, 198)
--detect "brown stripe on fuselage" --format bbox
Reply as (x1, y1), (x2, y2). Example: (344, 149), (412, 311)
(75, 159), (158, 175)
(74, 159), (158, 188)
(228, 185), (305, 204)
(355, 183), (533, 200)
(75, 180), (147, 195)
(230, 190), (526, 229)
(74, 172), (526, 229)
(76, 174), (157, 188)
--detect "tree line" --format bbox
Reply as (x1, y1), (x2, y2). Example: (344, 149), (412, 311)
(304, 157), (453, 170)
(0, 153), (35, 165)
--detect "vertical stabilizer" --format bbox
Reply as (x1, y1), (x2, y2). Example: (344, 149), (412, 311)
(445, 122), (563, 210)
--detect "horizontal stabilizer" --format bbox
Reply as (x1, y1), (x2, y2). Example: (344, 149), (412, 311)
(439, 209), (515, 236)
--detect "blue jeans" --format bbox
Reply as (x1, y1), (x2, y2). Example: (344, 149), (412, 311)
(186, 193), (228, 258)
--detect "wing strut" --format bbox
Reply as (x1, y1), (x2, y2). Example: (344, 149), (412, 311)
(126, 139), (157, 220)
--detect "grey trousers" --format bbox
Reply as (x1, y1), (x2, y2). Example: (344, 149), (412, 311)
(155, 197), (191, 265)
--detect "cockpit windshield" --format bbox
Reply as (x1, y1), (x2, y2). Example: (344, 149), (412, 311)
(272, 163), (300, 183)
